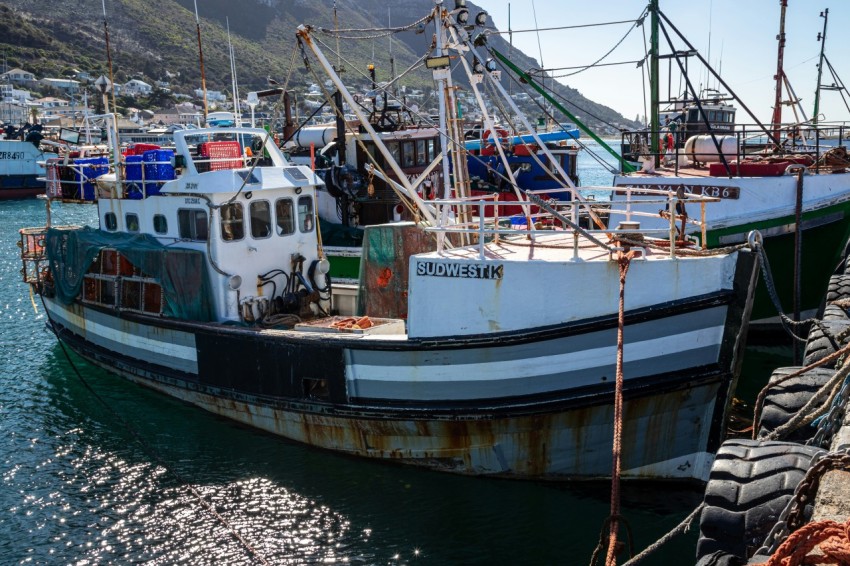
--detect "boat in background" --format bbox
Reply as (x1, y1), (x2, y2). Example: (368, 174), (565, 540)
(15, 6), (761, 482)
(0, 124), (46, 199)
(610, 2), (850, 328)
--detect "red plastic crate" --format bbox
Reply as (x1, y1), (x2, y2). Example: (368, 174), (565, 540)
(198, 141), (243, 171)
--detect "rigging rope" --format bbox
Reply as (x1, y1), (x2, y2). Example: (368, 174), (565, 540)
(315, 12), (434, 39)
(488, 18), (639, 35)
(753, 514), (850, 565)
(544, 10), (647, 79)
(605, 249), (637, 566)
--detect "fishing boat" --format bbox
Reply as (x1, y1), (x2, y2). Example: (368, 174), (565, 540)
(18, 6), (760, 482)
(607, 1), (850, 328)
(0, 126), (46, 199)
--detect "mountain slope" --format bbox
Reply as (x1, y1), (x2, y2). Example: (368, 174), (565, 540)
(0, 0), (637, 132)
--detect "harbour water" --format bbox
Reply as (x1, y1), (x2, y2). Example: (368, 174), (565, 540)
(0, 142), (784, 564)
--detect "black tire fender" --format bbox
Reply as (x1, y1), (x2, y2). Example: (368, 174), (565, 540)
(756, 366), (835, 442)
(696, 439), (822, 562)
(802, 320), (850, 368)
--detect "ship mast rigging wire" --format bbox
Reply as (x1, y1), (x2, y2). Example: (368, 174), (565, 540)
(529, 9), (646, 80)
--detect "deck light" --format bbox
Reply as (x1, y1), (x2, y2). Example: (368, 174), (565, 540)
(425, 55), (451, 69)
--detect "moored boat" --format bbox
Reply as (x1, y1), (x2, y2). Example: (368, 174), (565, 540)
(609, 2), (850, 328)
(17, 6), (761, 482)
(0, 133), (46, 199)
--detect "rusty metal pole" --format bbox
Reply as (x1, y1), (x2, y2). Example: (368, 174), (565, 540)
(792, 168), (804, 363)
(771, 0), (788, 146)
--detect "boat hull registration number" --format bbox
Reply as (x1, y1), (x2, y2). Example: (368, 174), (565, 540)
(616, 184), (740, 199)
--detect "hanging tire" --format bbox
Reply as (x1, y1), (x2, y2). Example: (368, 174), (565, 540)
(821, 303), (850, 322)
(802, 320), (850, 368)
(695, 439), (822, 562)
(756, 366), (835, 442)
(826, 273), (850, 303)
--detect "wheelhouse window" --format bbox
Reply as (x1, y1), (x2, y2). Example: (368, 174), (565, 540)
(297, 196), (314, 233)
(125, 213), (140, 233)
(275, 198), (295, 236)
(153, 214), (168, 234)
(427, 139), (437, 161)
(178, 209), (208, 241)
(104, 212), (117, 232)
(415, 139), (426, 166)
(387, 142), (400, 164)
(401, 141), (415, 167)
(220, 203), (244, 241)
(250, 200), (272, 239)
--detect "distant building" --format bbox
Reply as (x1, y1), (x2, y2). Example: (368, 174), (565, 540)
(40, 78), (81, 93)
(123, 79), (153, 97)
(1, 68), (36, 85)
(195, 89), (226, 102)
(35, 96), (91, 119)
(151, 106), (180, 125)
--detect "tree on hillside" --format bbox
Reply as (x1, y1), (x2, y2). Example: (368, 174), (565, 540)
(145, 88), (175, 110)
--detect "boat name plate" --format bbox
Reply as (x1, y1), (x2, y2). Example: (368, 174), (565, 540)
(0, 151), (26, 160)
(416, 261), (504, 280)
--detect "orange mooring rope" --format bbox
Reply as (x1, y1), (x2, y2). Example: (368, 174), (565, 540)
(605, 250), (636, 566)
(754, 517), (850, 566)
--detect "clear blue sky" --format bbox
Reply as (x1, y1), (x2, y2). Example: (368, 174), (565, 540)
(474, 0), (849, 125)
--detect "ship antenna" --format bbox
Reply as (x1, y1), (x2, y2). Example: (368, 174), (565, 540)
(193, 0), (209, 124)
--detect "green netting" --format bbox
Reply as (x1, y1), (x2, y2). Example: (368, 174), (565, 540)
(46, 226), (215, 321)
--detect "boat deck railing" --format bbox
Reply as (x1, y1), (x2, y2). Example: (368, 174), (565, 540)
(424, 186), (720, 260)
(620, 121), (850, 176)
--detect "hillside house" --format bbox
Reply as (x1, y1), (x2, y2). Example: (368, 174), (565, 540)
(1, 68), (36, 86)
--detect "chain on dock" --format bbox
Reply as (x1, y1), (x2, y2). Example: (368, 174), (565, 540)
(754, 448), (850, 560)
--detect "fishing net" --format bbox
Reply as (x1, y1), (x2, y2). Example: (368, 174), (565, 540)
(45, 226), (214, 321)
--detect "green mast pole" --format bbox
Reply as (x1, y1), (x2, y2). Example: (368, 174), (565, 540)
(490, 48), (636, 173)
(650, 0), (660, 165)
(813, 8), (829, 125)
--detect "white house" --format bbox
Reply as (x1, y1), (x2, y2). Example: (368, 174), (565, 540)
(40, 78), (81, 93)
(123, 79), (153, 97)
(1, 68), (36, 85)
(195, 89), (226, 102)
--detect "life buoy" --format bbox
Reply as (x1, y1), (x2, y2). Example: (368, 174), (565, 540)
(482, 128), (510, 148)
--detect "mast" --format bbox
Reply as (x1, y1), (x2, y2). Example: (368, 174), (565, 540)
(193, 0), (209, 123)
(771, 0), (788, 142)
(101, 0), (121, 187)
(813, 8), (829, 124)
(101, 0), (118, 117)
(649, 0), (660, 164)
(226, 18), (241, 125)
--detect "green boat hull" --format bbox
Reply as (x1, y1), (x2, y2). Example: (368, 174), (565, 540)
(706, 200), (850, 324)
